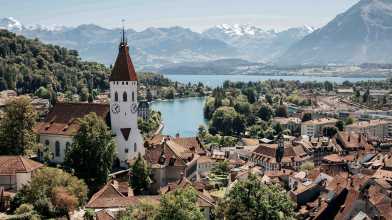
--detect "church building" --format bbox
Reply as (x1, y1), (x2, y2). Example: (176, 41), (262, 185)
(35, 31), (144, 167)
(109, 31), (144, 166)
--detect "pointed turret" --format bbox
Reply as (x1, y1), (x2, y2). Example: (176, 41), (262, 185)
(109, 27), (138, 82)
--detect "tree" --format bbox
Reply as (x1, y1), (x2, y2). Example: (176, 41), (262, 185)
(257, 104), (273, 121)
(344, 116), (355, 125)
(336, 120), (345, 131)
(323, 126), (338, 138)
(211, 160), (230, 176)
(117, 200), (158, 220)
(0, 96), (38, 155)
(197, 125), (207, 140)
(275, 105), (288, 118)
(217, 174), (295, 220)
(156, 187), (204, 220)
(242, 88), (257, 103)
(35, 86), (51, 99)
(65, 112), (115, 193)
(302, 112), (312, 122)
(210, 107), (239, 136)
(14, 167), (88, 218)
(130, 153), (152, 195)
(300, 161), (315, 172)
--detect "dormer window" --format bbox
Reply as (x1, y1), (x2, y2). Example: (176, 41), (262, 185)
(115, 92), (118, 102)
(123, 92), (127, 102)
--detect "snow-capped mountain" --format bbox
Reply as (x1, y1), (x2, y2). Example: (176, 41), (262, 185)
(203, 24), (313, 61)
(277, 0), (392, 66)
(0, 17), (23, 31)
(1, 17), (314, 68)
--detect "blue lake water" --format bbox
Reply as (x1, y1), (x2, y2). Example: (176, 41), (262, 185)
(151, 74), (386, 137)
(150, 97), (207, 137)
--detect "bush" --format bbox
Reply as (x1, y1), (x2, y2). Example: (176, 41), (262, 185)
(15, 203), (34, 215)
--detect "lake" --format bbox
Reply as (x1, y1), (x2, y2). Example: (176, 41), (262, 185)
(151, 74), (386, 137)
(150, 97), (207, 137)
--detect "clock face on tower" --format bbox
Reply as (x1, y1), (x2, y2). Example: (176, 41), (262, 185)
(111, 103), (120, 114)
(131, 103), (138, 114)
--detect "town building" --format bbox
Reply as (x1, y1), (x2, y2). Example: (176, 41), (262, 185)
(35, 103), (109, 163)
(0, 156), (43, 191)
(301, 118), (339, 137)
(346, 119), (392, 139)
(250, 137), (311, 171)
(272, 117), (301, 135)
(138, 101), (150, 121)
(144, 136), (199, 192)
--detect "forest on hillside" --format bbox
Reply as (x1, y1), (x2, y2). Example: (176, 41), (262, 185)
(0, 29), (110, 100)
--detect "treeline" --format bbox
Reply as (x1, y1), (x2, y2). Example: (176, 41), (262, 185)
(0, 29), (110, 99)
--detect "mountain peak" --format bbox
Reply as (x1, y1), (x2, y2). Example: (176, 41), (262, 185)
(0, 17), (23, 31)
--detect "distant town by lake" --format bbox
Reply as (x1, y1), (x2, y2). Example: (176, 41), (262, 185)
(152, 74), (387, 137)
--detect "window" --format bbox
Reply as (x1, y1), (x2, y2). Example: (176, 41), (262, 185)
(125, 148), (129, 153)
(45, 140), (50, 146)
(114, 92), (118, 102)
(55, 141), (60, 157)
(134, 143), (137, 152)
(132, 92), (135, 102)
(123, 92), (127, 102)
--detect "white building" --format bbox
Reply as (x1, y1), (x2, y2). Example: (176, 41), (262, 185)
(346, 120), (392, 138)
(109, 35), (144, 166)
(301, 118), (339, 138)
(35, 103), (110, 163)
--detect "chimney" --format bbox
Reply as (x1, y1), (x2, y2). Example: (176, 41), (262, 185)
(358, 134), (362, 143)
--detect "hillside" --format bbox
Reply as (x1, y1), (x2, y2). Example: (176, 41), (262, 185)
(277, 0), (392, 66)
(0, 29), (110, 97)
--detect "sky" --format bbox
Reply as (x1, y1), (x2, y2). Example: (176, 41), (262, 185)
(0, 0), (360, 32)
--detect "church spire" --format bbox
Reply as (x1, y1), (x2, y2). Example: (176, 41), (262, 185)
(109, 20), (138, 82)
(121, 19), (127, 46)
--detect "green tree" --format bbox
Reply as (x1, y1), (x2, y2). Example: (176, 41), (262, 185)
(35, 86), (51, 99)
(0, 96), (38, 155)
(300, 161), (315, 172)
(336, 120), (344, 131)
(257, 104), (273, 121)
(302, 112), (312, 122)
(217, 174), (295, 220)
(210, 106), (239, 136)
(130, 153), (152, 195)
(211, 160), (230, 176)
(344, 116), (355, 125)
(156, 187), (204, 220)
(275, 105), (288, 118)
(65, 112), (115, 193)
(14, 167), (88, 218)
(323, 126), (338, 138)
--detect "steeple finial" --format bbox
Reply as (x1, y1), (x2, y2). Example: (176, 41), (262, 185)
(121, 19), (126, 45)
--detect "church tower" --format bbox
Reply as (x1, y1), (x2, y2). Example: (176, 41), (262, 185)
(109, 29), (144, 167)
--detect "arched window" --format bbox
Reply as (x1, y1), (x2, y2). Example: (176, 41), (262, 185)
(55, 141), (60, 157)
(45, 140), (50, 146)
(123, 92), (127, 102)
(114, 92), (118, 102)
(132, 92), (135, 102)
(134, 143), (137, 152)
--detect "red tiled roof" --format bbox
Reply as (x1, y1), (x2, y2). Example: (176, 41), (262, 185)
(35, 103), (109, 136)
(86, 180), (160, 209)
(0, 156), (43, 175)
(110, 42), (137, 81)
(252, 142), (310, 163)
(95, 210), (115, 220)
(172, 137), (206, 155)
